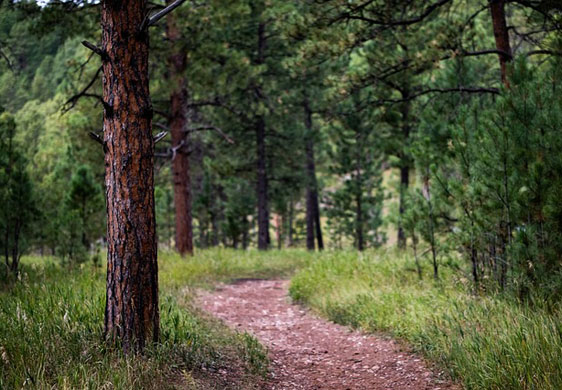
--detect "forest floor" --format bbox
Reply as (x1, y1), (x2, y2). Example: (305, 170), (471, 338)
(198, 279), (457, 390)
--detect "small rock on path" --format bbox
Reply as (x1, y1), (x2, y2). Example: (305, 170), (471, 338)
(197, 279), (457, 390)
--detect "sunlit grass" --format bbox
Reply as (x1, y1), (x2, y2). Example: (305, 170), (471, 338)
(159, 247), (313, 289)
(290, 249), (562, 390)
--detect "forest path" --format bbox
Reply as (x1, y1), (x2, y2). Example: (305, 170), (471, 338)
(197, 279), (456, 390)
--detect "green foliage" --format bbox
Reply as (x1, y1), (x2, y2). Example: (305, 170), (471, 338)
(0, 113), (35, 275)
(409, 60), (562, 296)
(325, 95), (387, 250)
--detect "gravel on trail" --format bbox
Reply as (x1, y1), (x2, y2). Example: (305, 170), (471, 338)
(198, 279), (457, 390)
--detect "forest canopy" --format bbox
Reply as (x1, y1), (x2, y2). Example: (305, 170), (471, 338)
(1, 0), (562, 353)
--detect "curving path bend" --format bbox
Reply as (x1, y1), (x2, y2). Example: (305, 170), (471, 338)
(197, 279), (457, 390)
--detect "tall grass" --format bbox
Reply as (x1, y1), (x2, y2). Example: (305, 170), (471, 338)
(290, 250), (562, 390)
(0, 252), (273, 390)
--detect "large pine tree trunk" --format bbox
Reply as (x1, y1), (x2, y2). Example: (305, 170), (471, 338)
(489, 0), (512, 87)
(304, 99), (323, 251)
(166, 5), (193, 256)
(101, 0), (159, 353)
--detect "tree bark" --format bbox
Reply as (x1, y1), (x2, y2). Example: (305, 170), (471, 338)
(355, 142), (364, 252)
(101, 0), (159, 353)
(356, 189), (364, 251)
(397, 88), (411, 248)
(304, 103), (315, 251)
(166, 2), (193, 256)
(304, 99), (324, 251)
(489, 0), (512, 87)
(256, 116), (269, 250)
(255, 22), (269, 251)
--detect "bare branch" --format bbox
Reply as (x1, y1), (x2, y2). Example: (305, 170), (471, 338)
(525, 49), (562, 57)
(88, 131), (107, 153)
(81, 41), (108, 61)
(378, 86), (500, 104)
(63, 66), (103, 113)
(153, 131), (168, 144)
(0, 47), (13, 72)
(185, 125), (235, 144)
(337, 0), (452, 27)
(141, 0), (186, 30)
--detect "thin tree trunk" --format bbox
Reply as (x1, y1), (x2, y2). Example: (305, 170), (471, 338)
(286, 199), (294, 247)
(4, 226), (9, 270)
(304, 98), (324, 251)
(242, 216), (249, 249)
(397, 165), (409, 247)
(305, 121), (315, 250)
(256, 116), (269, 250)
(422, 173), (438, 280)
(356, 189), (364, 251)
(255, 22), (269, 251)
(314, 196), (324, 250)
(166, 4), (193, 256)
(10, 219), (20, 273)
(101, 0), (159, 353)
(411, 230), (422, 280)
(489, 0), (512, 87)
(355, 147), (364, 251)
(397, 87), (411, 248)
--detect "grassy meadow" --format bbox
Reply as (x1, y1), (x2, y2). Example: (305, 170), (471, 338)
(290, 250), (562, 390)
(0, 250), (303, 390)
(2, 249), (562, 389)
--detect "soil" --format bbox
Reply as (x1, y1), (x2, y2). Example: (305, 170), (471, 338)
(197, 279), (457, 390)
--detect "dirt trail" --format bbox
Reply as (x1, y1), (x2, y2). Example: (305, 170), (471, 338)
(198, 279), (456, 390)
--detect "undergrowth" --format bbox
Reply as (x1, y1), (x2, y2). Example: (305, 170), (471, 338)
(0, 251), (275, 390)
(289, 249), (562, 390)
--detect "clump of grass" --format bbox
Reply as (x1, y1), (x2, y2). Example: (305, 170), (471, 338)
(290, 249), (562, 390)
(0, 254), (271, 389)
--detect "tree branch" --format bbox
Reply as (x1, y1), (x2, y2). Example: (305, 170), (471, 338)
(338, 0), (452, 26)
(378, 86), (500, 104)
(185, 125), (235, 144)
(153, 131), (168, 144)
(63, 66), (103, 113)
(81, 41), (108, 61)
(141, 0), (186, 30)
(89, 131), (107, 152)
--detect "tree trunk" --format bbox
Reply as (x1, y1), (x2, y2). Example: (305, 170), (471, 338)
(422, 173), (438, 280)
(397, 85), (411, 248)
(356, 189), (364, 251)
(314, 196), (324, 250)
(304, 99), (324, 251)
(254, 22), (269, 251)
(286, 199), (294, 247)
(355, 148), (364, 251)
(242, 216), (249, 249)
(101, 0), (159, 353)
(10, 219), (20, 274)
(166, 4), (193, 256)
(489, 0), (512, 87)
(4, 226), (9, 270)
(397, 165), (409, 247)
(256, 116), (269, 250)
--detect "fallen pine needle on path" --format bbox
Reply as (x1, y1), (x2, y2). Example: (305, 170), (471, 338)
(197, 279), (458, 390)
